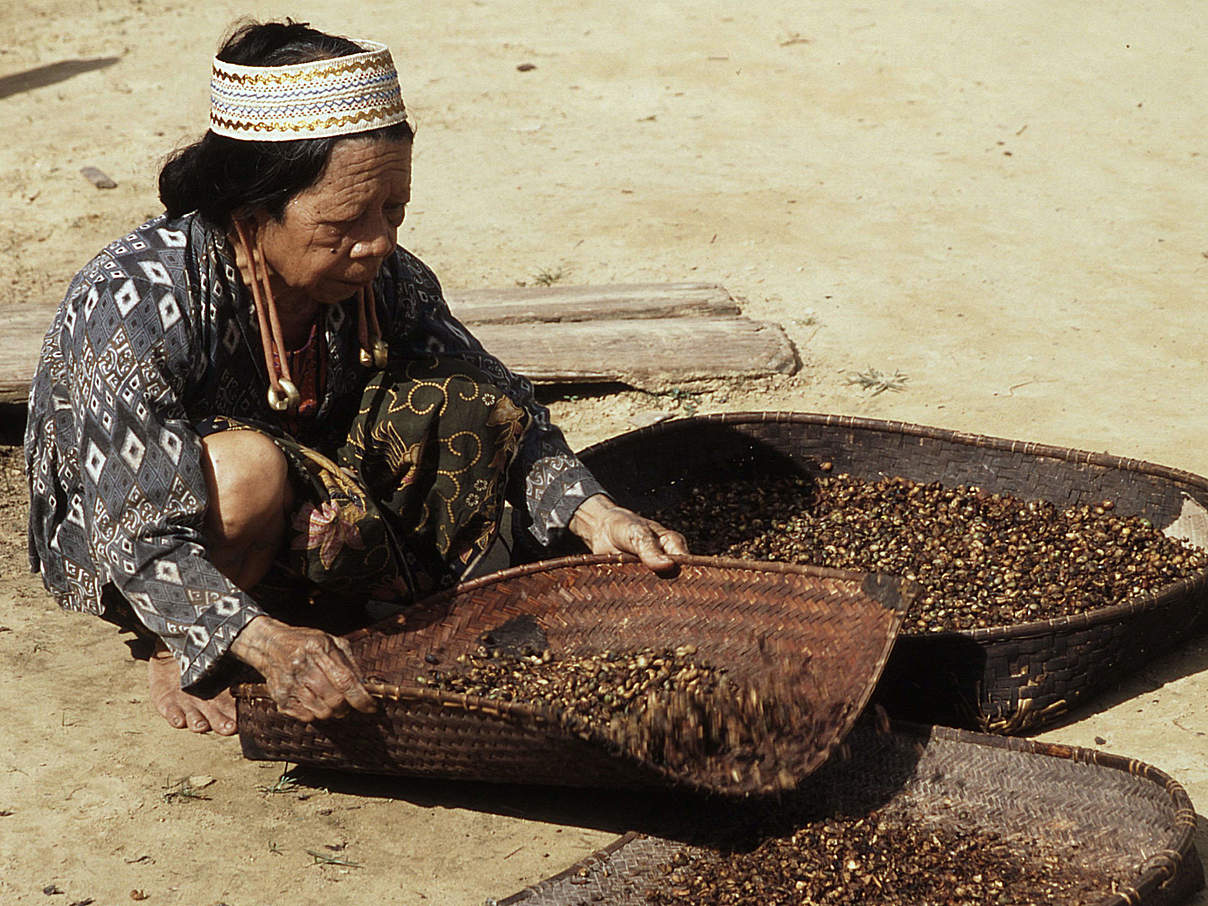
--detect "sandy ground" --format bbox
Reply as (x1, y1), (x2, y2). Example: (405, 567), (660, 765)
(2, 1), (1207, 903)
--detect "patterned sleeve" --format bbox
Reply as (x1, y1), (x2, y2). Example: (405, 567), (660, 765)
(48, 234), (264, 690)
(383, 251), (606, 545)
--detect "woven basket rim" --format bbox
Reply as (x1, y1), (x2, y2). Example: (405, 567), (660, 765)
(495, 720), (1202, 906)
(577, 410), (1208, 492)
(344, 552), (909, 637)
(452, 551), (895, 597)
(235, 679), (560, 731)
(577, 411), (1208, 643)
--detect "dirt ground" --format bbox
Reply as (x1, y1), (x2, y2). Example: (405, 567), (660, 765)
(2, 1), (1207, 903)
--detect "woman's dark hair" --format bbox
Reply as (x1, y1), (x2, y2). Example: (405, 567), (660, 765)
(158, 20), (413, 224)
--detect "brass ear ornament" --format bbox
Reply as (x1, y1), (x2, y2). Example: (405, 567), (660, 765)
(232, 220), (302, 413)
(267, 379), (301, 412)
(371, 339), (389, 369)
(357, 287), (389, 370)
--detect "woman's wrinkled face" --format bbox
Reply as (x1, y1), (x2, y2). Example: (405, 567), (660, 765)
(256, 137), (412, 306)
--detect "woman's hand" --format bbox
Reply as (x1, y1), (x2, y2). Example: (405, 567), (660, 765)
(229, 615), (377, 722)
(569, 494), (689, 573)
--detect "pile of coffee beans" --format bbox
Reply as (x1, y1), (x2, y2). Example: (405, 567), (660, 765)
(421, 645), (719, 729)
(419, 645), (813, 791)
(645, 809), (1108, 905)
(657, 473), (1207, 631)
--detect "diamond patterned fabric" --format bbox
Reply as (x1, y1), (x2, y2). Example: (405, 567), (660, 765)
(24, 213), (602, 689)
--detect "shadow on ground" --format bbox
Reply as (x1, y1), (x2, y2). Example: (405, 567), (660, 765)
(1034, 631), (1208, 733)
(0, 58), (121, 100)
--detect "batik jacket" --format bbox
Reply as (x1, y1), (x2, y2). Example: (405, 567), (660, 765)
(25, 213), (604, 689)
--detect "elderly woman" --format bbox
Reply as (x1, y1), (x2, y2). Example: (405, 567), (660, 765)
(25, 20), (686, 738)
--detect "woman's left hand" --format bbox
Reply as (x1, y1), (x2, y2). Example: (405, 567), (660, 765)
(569, 494), (689, 573)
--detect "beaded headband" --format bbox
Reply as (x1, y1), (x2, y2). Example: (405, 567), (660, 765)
(209, 40), (410, 141)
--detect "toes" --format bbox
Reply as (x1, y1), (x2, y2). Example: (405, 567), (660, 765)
(207, 696), (238, 735)
(152, 690), (188, 729)
(148, 646), (239, 734)
(157, 694), (212, 733)
(209, 706), (237, 735)
(158, 703), (188, 730)
(182, 704), (211, 733)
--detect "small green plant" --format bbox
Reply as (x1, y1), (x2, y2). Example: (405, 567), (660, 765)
(532, 266), (566, 286)
(161, 777), (211, 803)
(847, 367), (909, 396)
(257, 770), (301, 795)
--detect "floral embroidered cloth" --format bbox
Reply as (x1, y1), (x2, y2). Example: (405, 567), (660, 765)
(203, 355), (531, 619)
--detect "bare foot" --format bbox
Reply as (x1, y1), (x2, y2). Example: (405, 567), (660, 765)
(148, 642), (238, 735)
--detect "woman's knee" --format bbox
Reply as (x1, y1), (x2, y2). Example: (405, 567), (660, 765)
(200, 430), (291, 547)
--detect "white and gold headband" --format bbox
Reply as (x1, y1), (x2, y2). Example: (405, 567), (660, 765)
(209, 40), (410, 141)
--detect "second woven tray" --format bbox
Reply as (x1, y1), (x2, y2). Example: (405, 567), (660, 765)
(572, 412), (1208, 732)
(236, 554), (911, 796)
(493, 719), (1204, 906)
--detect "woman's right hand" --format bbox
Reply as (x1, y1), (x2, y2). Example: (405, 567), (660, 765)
(229, 615), (377, 722)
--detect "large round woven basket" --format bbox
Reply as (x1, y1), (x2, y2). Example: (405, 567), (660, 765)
(235, 554), (912, 796)
(571, 412), (1208, 733)
(492, 719), (1204, 906)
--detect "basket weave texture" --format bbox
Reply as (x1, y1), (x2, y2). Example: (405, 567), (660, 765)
(236, 554), (910, 795)
(572, 412), (1208, 732)
(494, 721), (1204, 906)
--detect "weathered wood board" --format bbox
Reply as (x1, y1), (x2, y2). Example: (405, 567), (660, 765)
(1, 302), (56, 404)
(471, 317), (798, 388)
(444, 282), (740, 325)
(1, 283), (797, 402)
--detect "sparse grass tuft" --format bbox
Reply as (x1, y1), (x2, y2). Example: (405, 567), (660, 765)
(847, 367), (909, 396)
(161, 776), (211, 803)
(257, 770), (301, 795)
(532, 266), (566, 286)
(306, 849), (361, 868)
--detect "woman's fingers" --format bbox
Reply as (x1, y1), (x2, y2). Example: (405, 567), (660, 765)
(278, 680), (339, 722)
(302, 645), (375, 717)
(660, 528), (688, 555)
(570, 494), (690, 568)
(626, 520), (676, 571)
(330, 636), (378, 713)
(644, 521), (689, 557)
(276, 669), (345, 722)
(266, 629), (377, 722)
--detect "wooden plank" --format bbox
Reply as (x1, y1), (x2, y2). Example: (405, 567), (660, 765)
(445, 282), (739, 325)
(471, 317), (798, 389)
(0, 286), (787, 403)
(0, 304), (54, 403)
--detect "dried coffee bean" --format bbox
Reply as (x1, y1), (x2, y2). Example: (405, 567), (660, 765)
(645, 807), (1111, 905)
(656, 474), (1207, 632)
(423, 647), (813, 791)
